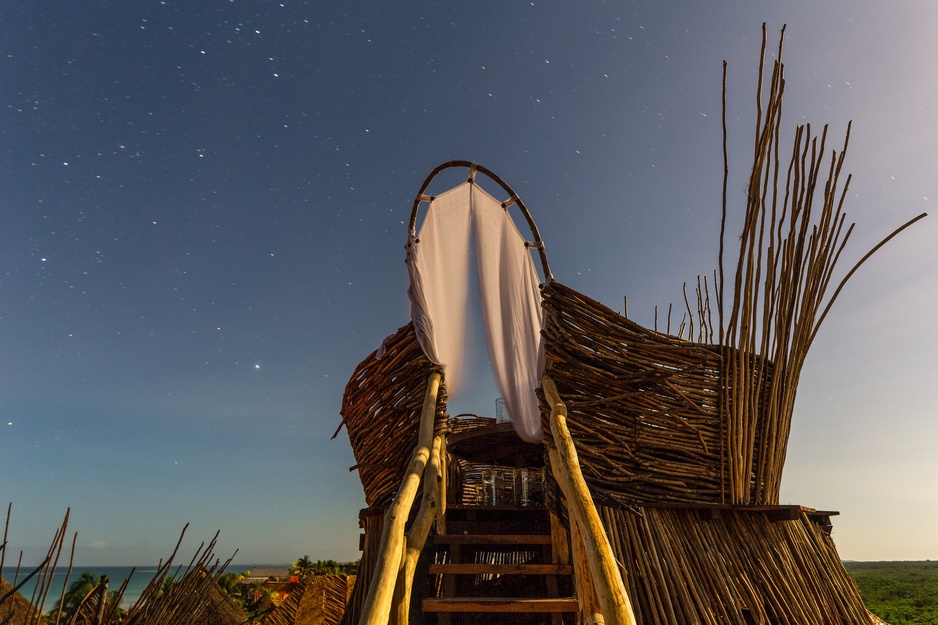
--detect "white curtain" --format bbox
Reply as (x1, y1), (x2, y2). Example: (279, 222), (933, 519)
(407, 181), (545, 442)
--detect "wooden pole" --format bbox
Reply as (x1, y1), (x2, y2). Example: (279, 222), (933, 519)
(359, 371), (441, 625)
(568, 513), (604, 625)
(542, 374), (636, 625)
(94, 576), (109, 625)
(391, 434), (443, 625)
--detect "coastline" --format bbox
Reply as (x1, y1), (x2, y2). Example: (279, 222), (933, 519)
(2, 565), (260, 610)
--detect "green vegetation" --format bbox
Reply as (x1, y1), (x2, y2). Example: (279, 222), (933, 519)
(45, 571), (125, 624)
(844, 561), (938, 625)
(291, 556), (359, 578)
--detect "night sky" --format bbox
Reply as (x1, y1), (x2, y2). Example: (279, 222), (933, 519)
(2, 1), (936, 566)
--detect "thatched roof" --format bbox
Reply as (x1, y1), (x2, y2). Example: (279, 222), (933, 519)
(0, 576), (41, 625)
(198, 578), (243, 625)
(264, 575), (355, 625)
(294, 576), (354, 625)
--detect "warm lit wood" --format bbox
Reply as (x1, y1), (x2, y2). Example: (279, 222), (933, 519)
(422, 598), (578, 613)
(433, 534), (552, 545)
(428, 563), (572, 575)
(568, 487), (604, 625)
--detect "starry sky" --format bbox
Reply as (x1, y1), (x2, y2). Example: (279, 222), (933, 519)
(2, 1), (936, 567)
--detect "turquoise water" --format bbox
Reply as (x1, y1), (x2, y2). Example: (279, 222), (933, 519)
(2, 565), (256, 611)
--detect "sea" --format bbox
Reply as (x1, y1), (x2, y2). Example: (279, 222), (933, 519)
(2, 565), (258, 611)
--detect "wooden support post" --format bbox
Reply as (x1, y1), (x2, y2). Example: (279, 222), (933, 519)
(437, 438), (447, 534)
(391, 434), (443, 625)
(359, 371), (441, 625)
(542, 374), (637, 625)
(569, 515), (604, 625)
(547, 511), (570, 625)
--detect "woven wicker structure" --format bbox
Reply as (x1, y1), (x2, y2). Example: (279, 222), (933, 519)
(337, 27), (923, 625)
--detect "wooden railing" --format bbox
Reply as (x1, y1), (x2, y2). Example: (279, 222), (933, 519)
(357, 370), (635, 625)
(357, 371), (444, 625)
(542, 374), (637, 625)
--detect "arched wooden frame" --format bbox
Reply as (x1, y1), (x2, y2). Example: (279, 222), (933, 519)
(408, 160), (553, 282)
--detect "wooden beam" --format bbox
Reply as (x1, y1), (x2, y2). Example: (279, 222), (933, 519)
(433, 534), (552, 545)
(428, 563), (573, 575)
(568, 510), (603, 625)
(422, 598), (578, 613)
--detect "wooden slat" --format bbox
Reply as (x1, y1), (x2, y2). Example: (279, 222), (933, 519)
(428, 563), (572, 575)
(422, 598), (578, 613)
(433, 534), (552, 545)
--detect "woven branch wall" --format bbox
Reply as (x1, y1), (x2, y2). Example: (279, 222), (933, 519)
(541, 280), (781, 507)
(340, 323), (447, 508)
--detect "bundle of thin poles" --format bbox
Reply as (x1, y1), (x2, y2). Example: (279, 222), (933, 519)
(1, 505), (236, 625)
(118, 526), (237, 625)
(717, 26), (926, 504)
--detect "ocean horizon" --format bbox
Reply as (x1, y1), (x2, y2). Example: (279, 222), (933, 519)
(2, 564), (270, 611)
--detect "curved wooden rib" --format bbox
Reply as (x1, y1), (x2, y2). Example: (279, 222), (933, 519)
(407, 160), (553, 282)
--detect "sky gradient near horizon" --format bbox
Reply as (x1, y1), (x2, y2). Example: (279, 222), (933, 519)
(2, 1), (937, 566)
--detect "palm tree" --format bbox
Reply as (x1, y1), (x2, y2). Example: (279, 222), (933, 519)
(216, 571), (247, 605)
(48, 571), (100, 616)
(292, 555), (314, 579)
(46, 571), (123, 624)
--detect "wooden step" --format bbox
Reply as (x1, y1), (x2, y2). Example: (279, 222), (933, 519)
(429, 563), (573, 575)
(434, 534), (552, 545)
(422, 597), (578, 613)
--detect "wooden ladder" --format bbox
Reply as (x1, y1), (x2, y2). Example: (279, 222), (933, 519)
(422, 505), (577, 625)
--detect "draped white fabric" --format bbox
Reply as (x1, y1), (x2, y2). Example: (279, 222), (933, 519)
(407, 181), (545, 442)
(406, 183), (472, 392)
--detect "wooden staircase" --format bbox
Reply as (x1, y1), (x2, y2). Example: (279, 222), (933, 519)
(422, 505), (577, 625)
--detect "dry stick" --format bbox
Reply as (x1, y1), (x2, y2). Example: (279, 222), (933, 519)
(725, 65), (776, 498)
(760, 127), (806, 491)
(359, 371), (440, 625)
(717, 54), (730, 502)
(0, 503), (9, 575)
(682, 283), (694, 344)
(123, 523), (190, 623)
(750, 73), (786, 501)
(718, 59), (728, 346)
(809, 211), (928, 345)
(52, 532), (77, 625)
(436, 438), (447, 535)
(543, 374), (636, 625)
(703, 275), (714, 343)
(762, 123), (813, 501)
(34, 509), (70, 622)
(744, 72), (776, 501)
